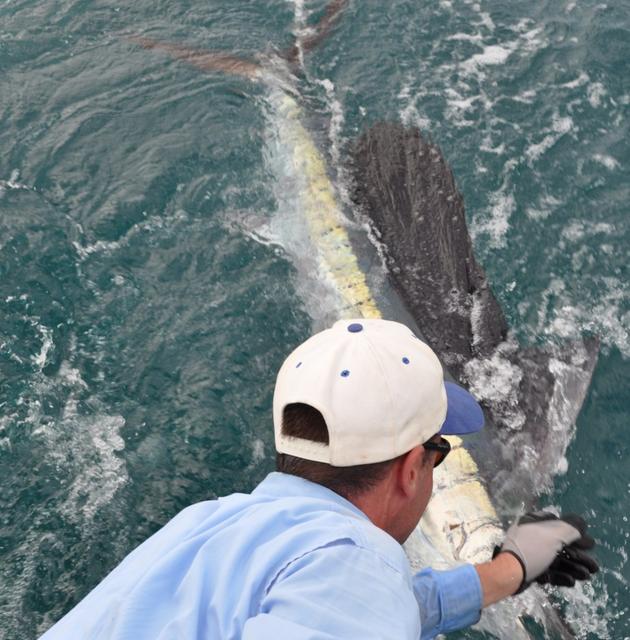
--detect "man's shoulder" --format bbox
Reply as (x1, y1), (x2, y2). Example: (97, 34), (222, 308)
(243, 474), (411, 579)
(139, 473), (410, 586)
(344, 512), (411, 577)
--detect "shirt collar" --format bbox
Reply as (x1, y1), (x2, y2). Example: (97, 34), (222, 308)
(253, 472), (371, 522)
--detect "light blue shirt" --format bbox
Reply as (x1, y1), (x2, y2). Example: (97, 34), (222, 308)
(41, 472), (482, 639)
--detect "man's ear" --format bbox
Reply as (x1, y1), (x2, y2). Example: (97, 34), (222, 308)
(396, 445), (425, 498)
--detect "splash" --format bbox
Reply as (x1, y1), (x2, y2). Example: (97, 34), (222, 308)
(587, 82), (607, 108)
(464, 339), (526, 432)
(1, 332), (128, 636)
(537, 274), (630, 359)
(470, 159), (517, 248)
(398, 80), (432, 130)
(0, 169), (32, 198)
(71, 211), (182, 260)
(592, 153), (620, 170)
(30, 319), (54, 370)
(561, 580), (612, 639)
(525, 113), (575, 165)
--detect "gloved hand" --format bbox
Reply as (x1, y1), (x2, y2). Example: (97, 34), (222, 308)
(495, 511), (599, 593)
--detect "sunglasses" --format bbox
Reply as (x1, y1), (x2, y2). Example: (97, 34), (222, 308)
(423, 436), (451, 468)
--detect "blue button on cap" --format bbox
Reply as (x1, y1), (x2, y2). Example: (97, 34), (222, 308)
(347, 323), (363, 333)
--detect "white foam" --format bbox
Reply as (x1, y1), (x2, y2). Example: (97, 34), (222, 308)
(447, 32), (484, 43)
(587, 81), (607, 108)
(288, 0), (305, 26)
(250, 438), (265, 463)
(549, 299), (629, 358)
(72, 211), (180, 260)
(459, 20), (544, 80)
(476, 585), (567, 640)
(464, 44), (513, 70)
(553, 115), (574, 134)
(463, 340), (527, 432)
(1, 169), (29, 190)
(561, 580), (611, 639)
(399, 100), (432, 130)
(0, 169), (31, 198)
(11, 326), (130, 529)
(561, 220), (614, 241)
(511, 89), (537, 104)
(398, 79), (431, 130)
(479, 137), (505, 155)
(73, 238), (123, 259)
(443, 85), (479, 128)
(471, 154), (518, 247)
(315, 77), (353, 209)
(63, 414), (127, 522)
(445, 88), (479, 112)
(526, 194), (562, 221)
(592, 153), (620, 170)
(31, 321), (54, 370)
(316, 80), (343, 163)
(561, 71), (590, 89)
(470, 290), (487, 349)
(478, 11), (495, 31)
(519, 26), (545, 51)
(58, 359), (88, 391)
(525, 115), (574, 164)
(538, 274), (630, 357)
(471, 178), (516, 249)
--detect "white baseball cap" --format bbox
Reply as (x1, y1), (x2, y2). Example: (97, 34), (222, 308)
(273, 318), (484, 466)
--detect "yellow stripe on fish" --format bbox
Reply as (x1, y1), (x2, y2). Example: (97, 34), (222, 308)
(278, 93), (381, 318)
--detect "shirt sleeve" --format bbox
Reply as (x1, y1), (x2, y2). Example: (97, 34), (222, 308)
(243, 541), (421, 640)
(413, 564), (483, 639)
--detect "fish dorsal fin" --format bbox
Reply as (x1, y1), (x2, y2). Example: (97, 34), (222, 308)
(351, 122), (508, 379)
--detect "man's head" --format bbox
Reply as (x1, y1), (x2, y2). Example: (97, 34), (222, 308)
(273, 319), (484, 542)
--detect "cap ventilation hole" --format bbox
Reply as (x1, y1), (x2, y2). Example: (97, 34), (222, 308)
(347, 323), (363, 333)
(402, 357), (410, 365)
(296, 362), (302, 368)
(340, 369), (350, 377)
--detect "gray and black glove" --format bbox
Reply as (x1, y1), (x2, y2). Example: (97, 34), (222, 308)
(495, 511), (599, 593)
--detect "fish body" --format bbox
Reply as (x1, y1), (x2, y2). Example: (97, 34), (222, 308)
(262, 84), (593, 640)
(263, 87), (529, 638)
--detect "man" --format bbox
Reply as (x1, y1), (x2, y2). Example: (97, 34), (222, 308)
(41, 318), (598, 639)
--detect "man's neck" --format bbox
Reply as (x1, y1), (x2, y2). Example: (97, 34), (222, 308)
(349, 479), (402, 542)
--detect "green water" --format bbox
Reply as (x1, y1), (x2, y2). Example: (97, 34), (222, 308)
(0, 1), (628, 638)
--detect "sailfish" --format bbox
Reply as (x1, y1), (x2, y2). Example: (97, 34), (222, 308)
(128, 2), (599, 637)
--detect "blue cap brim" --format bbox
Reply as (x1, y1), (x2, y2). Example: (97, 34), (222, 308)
(439, 381), (484, 435)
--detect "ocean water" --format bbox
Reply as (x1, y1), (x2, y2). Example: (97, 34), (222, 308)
(0, 1), (628, 638)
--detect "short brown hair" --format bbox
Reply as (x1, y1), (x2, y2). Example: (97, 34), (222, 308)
(276, 403), (400, 499)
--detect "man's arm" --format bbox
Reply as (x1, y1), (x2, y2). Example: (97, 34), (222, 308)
(476, 552), (523, 606)
(413, 564), (482, 639)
